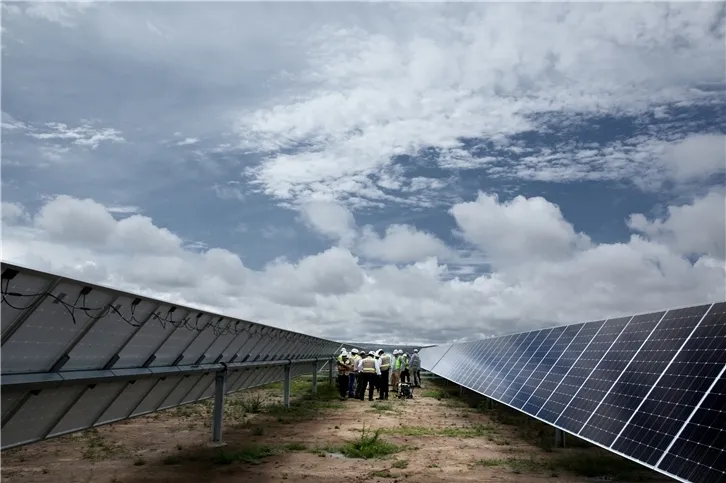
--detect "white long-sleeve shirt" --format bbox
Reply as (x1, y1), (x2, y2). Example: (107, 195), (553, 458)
(356, 356), (381, 375)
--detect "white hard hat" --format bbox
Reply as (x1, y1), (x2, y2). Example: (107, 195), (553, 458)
(414, 349), (418, 353)
(368, 350), (376, 356)
(351, 348), (359, 354)
(393, 349), (399, 355)
(340, 348), (347, 353)
(376, 349), (384, 355)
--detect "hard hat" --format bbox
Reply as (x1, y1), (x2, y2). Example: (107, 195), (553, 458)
(414, 349), (418, 353)
(376, 349), (384, 355)
(368, 350), (376, 356)
(340, 348), (347, 353)
(351, 348), (359, 354)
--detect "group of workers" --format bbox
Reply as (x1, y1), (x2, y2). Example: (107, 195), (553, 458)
(335, 347), (422, 401)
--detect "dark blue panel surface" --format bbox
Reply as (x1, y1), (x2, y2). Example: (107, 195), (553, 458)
(458, 340), (487, 387)
(528, 321), (603, 418)
(466, 337), (505, 389)
(659, 373), (726, 483)
(538, 318), (628, 424)
(520, 323), (583, 413)
(579, 305), (710, 447)
(473, 334), (520, 393)
(556, 311), (663, 434)
(500, 328), (555, 404)
(490, 331), (541, 400)
(462, 339), (496, 388)
(612, 302), (726, 466)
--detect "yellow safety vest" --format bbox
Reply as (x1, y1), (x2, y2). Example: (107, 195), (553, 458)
(361, 358), (376, 373)
(380, 354), (391, 370)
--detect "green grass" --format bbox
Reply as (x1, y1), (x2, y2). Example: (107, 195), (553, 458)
(391, 459), (409, 469)
(80, 429), (127, 460)
(421, 389), (452, 400)
(368, 401), (401, 414)
(285, 442), (307, 451)
(382, 424), (496, 438)
(340, 426), (400, 459)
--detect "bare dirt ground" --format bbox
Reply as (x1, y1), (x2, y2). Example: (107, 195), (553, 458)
(2, 376), (675, 483)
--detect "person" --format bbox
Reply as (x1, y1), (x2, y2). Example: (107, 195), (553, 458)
(336, 351), (351, 400)
(348, 348), (360, 398)
(390, 349), (401, 395)
(410, 349), (422, 387)
(356, 350), (380, 401)
(401, 352), (410, 384)
(377, 349), (391, 400)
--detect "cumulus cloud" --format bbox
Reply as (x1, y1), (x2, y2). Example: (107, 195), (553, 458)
(660, 133), (726, 182)
(358, 224), (451, 264)
(235, 3), (725, 206)
(2, 193), (722, 343)
(451, 193), (592, 268)
(628, 189), (726, 260)
(299, 200), (357, 244)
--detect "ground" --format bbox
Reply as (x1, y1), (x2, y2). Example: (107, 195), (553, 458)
(1, 376), (675, 483)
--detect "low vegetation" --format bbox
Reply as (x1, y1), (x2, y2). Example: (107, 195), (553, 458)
(340, 426), (400, 459)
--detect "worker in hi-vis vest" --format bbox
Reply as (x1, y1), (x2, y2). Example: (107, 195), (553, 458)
(390, 349), (402, 394)
(377, 349), (392, 400)
(410, 349), (422, 387)
(401, 352), (411, 384)
(348, 348), (360, 398)
(355, 350), (381, 401)
(336, 350), (352, 400)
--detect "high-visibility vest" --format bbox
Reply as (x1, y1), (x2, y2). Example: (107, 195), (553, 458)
(380, 354), (391, 370)
(361, 357), (376, 373)
(393, 356), (401, 371)
(337, 356), (350, 375)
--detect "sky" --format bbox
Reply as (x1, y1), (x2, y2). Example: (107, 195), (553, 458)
(1, 1), (725, 345)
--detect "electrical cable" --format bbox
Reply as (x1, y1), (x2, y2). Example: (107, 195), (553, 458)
(1, 277), (297, 340)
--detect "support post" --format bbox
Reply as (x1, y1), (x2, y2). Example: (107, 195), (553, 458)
(328, 358), (334, 385)
(311, 360), (318, 395)
(211, 369), (227, 443)
(283, 364), (292, 408)
(555, 428), (565, 448)
(459, 385), (464, 396)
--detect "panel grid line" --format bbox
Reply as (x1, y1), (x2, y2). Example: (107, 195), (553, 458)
(577, 310), (669, 435)
(498, 328), (553, 401)
(535, 320), (608, 418)
(609, 304), (713, 448)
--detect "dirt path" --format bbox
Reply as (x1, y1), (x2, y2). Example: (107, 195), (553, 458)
(1, 377), (673, 483)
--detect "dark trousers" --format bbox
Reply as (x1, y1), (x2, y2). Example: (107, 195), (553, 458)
(401, 369), (410, 384)
(379, 369), (390, 399)
(356, 372), (375, 400)
(337, 374), (349, 398)
(413, 370), (421, 387)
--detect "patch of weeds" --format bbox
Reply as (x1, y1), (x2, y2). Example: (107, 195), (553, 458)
(309, 444), (340, 456)
(368, 401), (401, 414)
(383, 424), (496, 438)
(421, 389), (450, 400)
(474, 457), (540, 474)
(341, 426), (399, 459)
(285, 442), (307, 451)
(372, 470), (395, 478)
(81, 429), (126, 460)
(211, 445), (282, 465)
(391, 459), (409, 469)
(238, 392), (266, 414)
(475, 458), (504, 467)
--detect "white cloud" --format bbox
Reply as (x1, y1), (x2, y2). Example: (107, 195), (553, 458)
(2, 202), (30, 225)
(628, 189), (726, 260)
(660, 133), (726, 182)
(299, 200), (357, 244)
(177, 137), (199, 146)
(212, 181), (246, 201)
(29, 122), (125, 149)
(2, 193), (722, 343)
(451, 193), (592, 268)
(234, 3), (724, 206)
(358, 224), (451, 264)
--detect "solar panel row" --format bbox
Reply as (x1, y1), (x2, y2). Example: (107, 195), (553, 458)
(419, 302), (726, 483)
(1, 263), (342, 449)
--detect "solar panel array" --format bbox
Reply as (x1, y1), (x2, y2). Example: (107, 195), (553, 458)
(419, 302), (726, 483)
(1, 263), (342, 450)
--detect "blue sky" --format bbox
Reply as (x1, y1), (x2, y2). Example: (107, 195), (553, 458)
(2, 2), (725, 343)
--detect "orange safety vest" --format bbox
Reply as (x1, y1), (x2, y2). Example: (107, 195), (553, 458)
(361, 357), (377, 373)
(380, 354), (391, 371)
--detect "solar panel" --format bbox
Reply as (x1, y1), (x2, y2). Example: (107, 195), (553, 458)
(419, 301), (726, 483)
(1, 262), (342, 449)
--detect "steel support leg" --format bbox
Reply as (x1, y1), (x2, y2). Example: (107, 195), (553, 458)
(311, 361), (318, 395)
(283, 365), (291, 408)
(211, 370), (227, 443)
(555, 428), (565, 448)
(328, 358), (334, 384)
